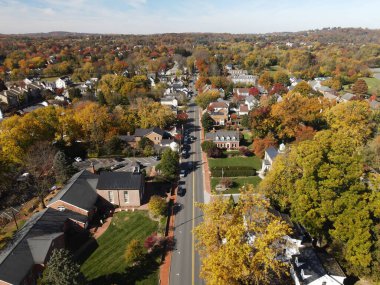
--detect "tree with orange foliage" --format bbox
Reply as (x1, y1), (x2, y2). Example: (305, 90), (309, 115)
(252, 135), (277, 158)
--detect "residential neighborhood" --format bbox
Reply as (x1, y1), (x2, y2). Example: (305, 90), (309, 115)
(1, 3), (380, 285)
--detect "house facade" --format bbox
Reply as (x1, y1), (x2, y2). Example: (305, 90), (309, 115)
(96, 172), (145, 209)
(260, 144), (285, 177)
(134, 127), (166, 145)
(205, 130), (240, 150)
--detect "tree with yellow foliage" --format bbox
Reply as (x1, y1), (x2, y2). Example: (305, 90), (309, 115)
(194, 185), (291, 285)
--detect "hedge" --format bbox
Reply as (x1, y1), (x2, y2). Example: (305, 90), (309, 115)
(210, 166), (256, 177)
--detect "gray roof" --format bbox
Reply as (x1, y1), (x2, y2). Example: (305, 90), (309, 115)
(119, 135), (136, 142)
(0, 208), (87, 285)
(292, 247), (345, 284)
(293, 248), (327, 284)
(47, 170), (98, 212)
(205, 131), (240, 142)
(265, 146), (278, 160)
(134, 127), (166, 137)
(341, 92), (355, 101)
(96, 172), (143, 190)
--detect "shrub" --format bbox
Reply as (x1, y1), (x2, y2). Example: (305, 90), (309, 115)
(148, 195), (167, 217)
(124, 239), (144, 265)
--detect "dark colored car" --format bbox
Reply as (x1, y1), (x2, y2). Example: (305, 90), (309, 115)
(177, 186), (186, 197)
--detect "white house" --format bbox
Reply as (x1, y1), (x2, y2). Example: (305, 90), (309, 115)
(231, 74), (258, 85)
(160, 96), (178, 108)
(55, 77), (71, 89)
(290, 248), (346, 285)
(259, 144), (285, 177)
(245, 95), (259, 110)
(228, 69), (248, 75)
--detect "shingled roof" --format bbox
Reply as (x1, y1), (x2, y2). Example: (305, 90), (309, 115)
(47, 170), (98, 212)
(0, 208), (87, 285)
(96, 172), (143, 190)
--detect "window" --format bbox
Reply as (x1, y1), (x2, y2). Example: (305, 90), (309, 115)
(124, 191), (129, 203)
(108, 191), (114, 203)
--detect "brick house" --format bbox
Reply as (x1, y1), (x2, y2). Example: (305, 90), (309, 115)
(205, 130), (240, 150)
(0, 207), (88, 285)
(207, 101), (229, 126)
(47, 170), (99, 227)
(96, 171), (145, 209)
(134, 127), (167, 145)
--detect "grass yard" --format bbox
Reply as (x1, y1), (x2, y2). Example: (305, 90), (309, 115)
(208, 156), (262, 170)
(343, 77), (380, 95)
(211, 176), (262, 194)
(81, 211), (159, 285)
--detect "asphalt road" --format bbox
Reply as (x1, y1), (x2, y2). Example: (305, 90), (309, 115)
(169, 103), (205, 285)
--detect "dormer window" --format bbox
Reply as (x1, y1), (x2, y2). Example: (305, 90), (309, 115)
(215, 136), (219, 140)
(221, 136), (225, 141)
(57, 206), (65, 212)
(232, 136), (236, 140)
(227, 136), (230, 140)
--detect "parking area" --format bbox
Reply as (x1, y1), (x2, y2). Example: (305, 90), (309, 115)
(74, 156), (160, 172)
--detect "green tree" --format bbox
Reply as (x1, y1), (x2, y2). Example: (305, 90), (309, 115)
(53, 151), (72, 184)
(156, 149), (179, 181)
(68, 88), (82, 100)
(148, 195), (167, 217)
(201, 141), (216, 153)
(42, 249), (86, 285)
(195, 90), (220, 109)
(240, 114), (250, 129)
(273, 71), (290, 86)
(124, 239), (144, 265)
(201, 112), (214, 131)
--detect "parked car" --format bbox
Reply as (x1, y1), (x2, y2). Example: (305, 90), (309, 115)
(180, 169), (186, 178)
(153, 156), (161, 161)
(114, 157), (124, 162)
(74, 157), (82, 162)
(177, 186), (186, 197)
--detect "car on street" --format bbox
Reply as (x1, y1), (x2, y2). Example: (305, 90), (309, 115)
(74, 157), (82, 162)
(153, 156), (161, 161)
(177, 186), (186, 197)
(180, 169), (186, 178)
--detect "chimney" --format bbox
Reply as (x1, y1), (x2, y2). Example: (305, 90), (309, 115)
(90, 162), (96, 174)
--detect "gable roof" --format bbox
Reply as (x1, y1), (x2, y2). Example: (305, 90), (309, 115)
(265, 146), (279, 160)
(341, 92), (355, 101)
(47, 170), (98, 212)
(96, 172), (143, 190)
(134, 127), (165, 137)
(0, 208), (87, 285)
(205, 131), (240, 142)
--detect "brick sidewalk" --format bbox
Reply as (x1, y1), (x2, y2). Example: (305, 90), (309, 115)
(159, 189), (177, 285)
(199, 108), (212, 195)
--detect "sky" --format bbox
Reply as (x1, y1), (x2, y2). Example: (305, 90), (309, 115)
(1, 0), (380, 34)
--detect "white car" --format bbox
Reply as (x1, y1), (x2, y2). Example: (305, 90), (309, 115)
(74, 157), (82, 162)
(180, 169), (186, 178)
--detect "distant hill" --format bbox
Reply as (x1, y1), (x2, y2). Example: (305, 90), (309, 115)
(1, 27), (380, 44)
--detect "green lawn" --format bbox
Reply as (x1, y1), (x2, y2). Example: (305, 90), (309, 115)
(343, 77), (380, 95)
(208, 156), (262, 170)
(211, 176), (262, 194)
(81, 211), (159, 285)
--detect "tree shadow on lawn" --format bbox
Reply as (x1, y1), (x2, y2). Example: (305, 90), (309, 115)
(89, 240), (176, 285)
(90, 254), (159, 285)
